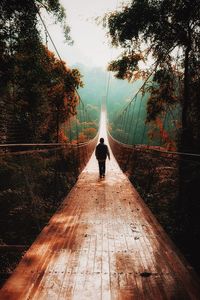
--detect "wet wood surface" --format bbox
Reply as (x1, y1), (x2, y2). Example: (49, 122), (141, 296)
(0, 113), (200, 299)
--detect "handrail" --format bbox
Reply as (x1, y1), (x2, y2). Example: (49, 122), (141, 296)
(0, 137), (97, 148)
(107, 129), (200, 158)
(0, 132), (99, 156)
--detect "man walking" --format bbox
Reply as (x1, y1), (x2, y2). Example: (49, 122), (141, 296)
(95, 137), (110, 178)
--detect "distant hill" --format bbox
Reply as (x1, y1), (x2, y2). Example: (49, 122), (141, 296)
(74, 63), (143, 119)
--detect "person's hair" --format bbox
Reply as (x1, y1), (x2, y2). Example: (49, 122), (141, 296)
(100, 137), (104, 143)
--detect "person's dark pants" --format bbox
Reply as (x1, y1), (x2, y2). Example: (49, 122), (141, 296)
(98, 160), (106, 177)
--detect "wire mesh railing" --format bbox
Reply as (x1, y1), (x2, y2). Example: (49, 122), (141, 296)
(109, 90), (181, 150)
(108, 129), (200, 275)
(0, 134), (98, 286)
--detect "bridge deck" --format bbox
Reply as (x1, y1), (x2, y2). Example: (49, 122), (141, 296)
(1, 113), (200, 300)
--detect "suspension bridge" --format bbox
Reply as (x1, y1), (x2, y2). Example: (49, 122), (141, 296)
(0, 110), (200, 300)
(1, 4), (200, 299)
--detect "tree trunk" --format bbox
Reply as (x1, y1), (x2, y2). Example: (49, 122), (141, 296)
(177, 40), (200, 273)
(181, 44), (192, 152)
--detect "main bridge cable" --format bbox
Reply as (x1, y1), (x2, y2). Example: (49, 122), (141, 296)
(127, 97), (137, 144)
(107, 53), (167, 162)
(34, 2), (95, 144)
(1, 4), (95, 150)
(113, 61), (159, 129)
(144, 49), (182, 150)
(109, 70), (153, 149)
(36, 5), (93, 115)
(0, 0), (92, 147)
(36, 4), (97, 176)
(112, 41), (182, 127)
(109, 70), (154, 152)
(0, 2), (95, 251)
(110, 57), (200, 158)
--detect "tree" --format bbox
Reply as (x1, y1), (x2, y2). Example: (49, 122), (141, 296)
(0, 0), (83, 143)
(104, 0), (200, 270)
(104, 0), (200, 153)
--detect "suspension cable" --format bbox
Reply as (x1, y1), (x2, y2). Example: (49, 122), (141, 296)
(35, 4), (95, 134)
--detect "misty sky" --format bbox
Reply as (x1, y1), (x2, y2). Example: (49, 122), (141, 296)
(42, 0), (130, 68)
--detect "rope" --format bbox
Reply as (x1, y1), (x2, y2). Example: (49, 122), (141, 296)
(108, 129), (200, 171)
(126, 99), (136, 144)
(1, 2), (97, 147)
(35, 4), (95, 137)
(132, 92), (145, 144)
(111, 41), (181, 127)
(124, 103), (131, 144)
(112, 64), (157, 125)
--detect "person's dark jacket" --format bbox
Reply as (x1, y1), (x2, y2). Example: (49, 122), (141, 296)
(95, 143), (110, 161)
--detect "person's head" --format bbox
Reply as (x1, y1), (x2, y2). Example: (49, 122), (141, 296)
(100, 137), (104, 144)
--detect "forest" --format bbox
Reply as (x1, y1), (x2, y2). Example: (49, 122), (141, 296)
(1, 0), (200, 293)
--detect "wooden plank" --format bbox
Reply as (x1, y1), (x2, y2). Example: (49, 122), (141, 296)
(1, 112), (200, 299)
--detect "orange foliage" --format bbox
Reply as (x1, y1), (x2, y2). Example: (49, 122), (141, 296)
(83, 127), (97, 138)
(58, 130), (68, 143)
(155, 117), (176, 150)
(78, 133), (87, 143)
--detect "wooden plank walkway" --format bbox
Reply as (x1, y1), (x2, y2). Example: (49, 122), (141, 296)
(1, 113), (200, 299)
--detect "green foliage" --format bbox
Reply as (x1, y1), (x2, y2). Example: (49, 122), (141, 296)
(106, 0), (200, 58)
(0, 0), (72, 43)
(108, 52), (142, 81)
(0, 0), (82, 144)
(104, 0), (200, 152)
